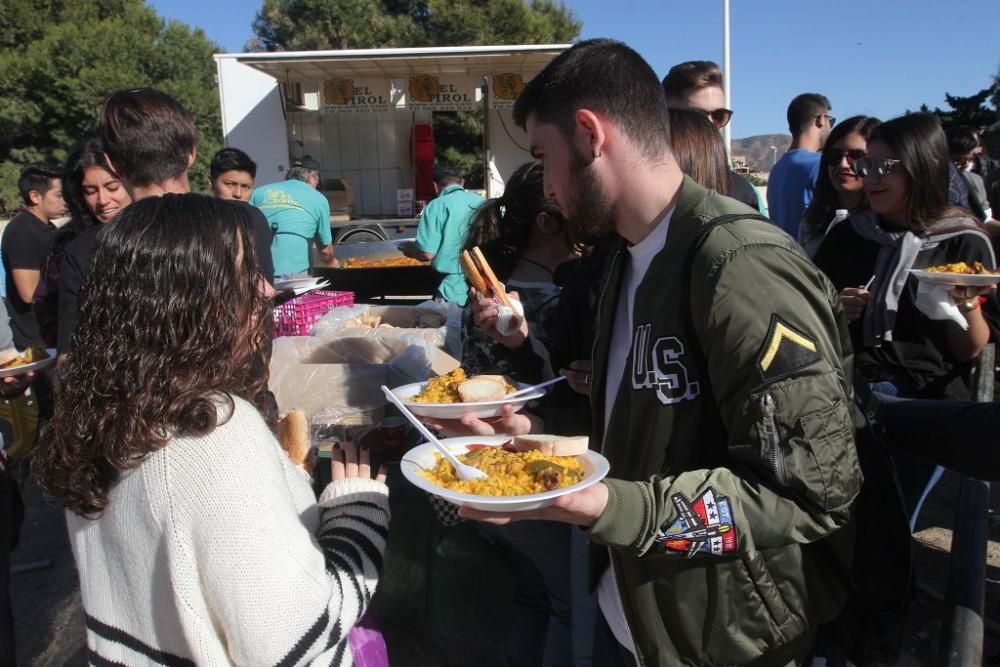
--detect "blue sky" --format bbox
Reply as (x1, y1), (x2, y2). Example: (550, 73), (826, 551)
(149, 0), (999, 138)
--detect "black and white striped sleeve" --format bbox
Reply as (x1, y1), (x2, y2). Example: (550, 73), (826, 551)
(186, 453), (389, 667)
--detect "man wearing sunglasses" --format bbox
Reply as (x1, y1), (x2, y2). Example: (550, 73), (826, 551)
(766, 93), (834, 240)
(662, 61), (763, 212)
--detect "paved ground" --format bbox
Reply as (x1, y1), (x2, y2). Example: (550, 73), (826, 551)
(10, 466), (1000, 666)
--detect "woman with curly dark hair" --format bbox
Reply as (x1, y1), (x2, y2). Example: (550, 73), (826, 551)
(33, 194), (389, 666)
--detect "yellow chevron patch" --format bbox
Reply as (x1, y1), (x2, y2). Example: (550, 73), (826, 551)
(757, 316), (820, 381)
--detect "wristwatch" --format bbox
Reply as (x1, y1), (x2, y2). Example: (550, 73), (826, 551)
(957, 296), (982, 313)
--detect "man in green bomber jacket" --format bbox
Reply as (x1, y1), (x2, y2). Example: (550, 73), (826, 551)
(457, 40), (863, 666)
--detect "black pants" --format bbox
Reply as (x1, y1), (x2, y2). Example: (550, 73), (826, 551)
(0, 464), (22, 664)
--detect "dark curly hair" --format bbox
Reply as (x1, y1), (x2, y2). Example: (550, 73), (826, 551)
(464, 161), (566, 281)
(33, 193), (273, 518)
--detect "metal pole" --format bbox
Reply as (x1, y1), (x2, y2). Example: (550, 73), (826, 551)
(937, 343), (993, 667)
(722, 0), (731, 163)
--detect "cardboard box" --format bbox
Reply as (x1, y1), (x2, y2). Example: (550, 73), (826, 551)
(321, 177), (354, 223)
(268, 335), (459, 419)
(310, 302), (462, 360)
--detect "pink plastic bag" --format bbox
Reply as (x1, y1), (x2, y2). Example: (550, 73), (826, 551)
(348, 611), (389, 667)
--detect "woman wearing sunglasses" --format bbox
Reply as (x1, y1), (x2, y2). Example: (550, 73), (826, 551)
(813, 112), (997, 530)
(799, 116), (881, 257)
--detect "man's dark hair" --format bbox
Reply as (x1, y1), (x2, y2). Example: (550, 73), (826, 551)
(211, 148), (257, 181)
(787, 93), (831, 136)
(100, 88), (197, 187)
(946, 126), (980, 159)
(662, 60), (723, 102)
(433, 165), (462, 185)
(18, 162), (62, 206)
(513, 39), (672, 160)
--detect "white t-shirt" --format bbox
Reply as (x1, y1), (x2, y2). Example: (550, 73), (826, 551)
(597, 209), (673, 657)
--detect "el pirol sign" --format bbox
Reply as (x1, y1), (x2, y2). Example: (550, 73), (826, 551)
(408, 74), (441, 103)
(323, 78), (354, 106)
(491, 73), (524, 101)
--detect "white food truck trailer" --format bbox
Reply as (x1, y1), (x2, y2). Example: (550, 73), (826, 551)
(214, 44), (569, 244)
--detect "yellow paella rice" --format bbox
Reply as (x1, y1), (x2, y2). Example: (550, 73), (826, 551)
(410, 368), (467, 403)
(420, 446), (585, 496)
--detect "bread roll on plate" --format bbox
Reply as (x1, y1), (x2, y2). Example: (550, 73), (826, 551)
(0, 348), (19, 368)
(511, 434), (589, 457)
(457, 376), (508, 402)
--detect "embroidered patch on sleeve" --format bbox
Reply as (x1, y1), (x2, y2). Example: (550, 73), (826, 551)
(756, 314), (821, 382)
(653, 488), (738, 558)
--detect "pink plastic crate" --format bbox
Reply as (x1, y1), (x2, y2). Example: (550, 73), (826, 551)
(273, 290), (354, 337)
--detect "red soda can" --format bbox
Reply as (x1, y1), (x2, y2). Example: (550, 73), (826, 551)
(380, 416), (406, 461)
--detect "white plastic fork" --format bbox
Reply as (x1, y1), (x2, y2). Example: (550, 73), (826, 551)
(503, 375), (567, 400)
(380, 385), (488, 481)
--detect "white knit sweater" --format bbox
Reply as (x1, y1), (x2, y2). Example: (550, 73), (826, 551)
(67, 395), (390, 666)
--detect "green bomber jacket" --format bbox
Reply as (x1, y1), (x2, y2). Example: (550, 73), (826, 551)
(587, 177), (861, 666)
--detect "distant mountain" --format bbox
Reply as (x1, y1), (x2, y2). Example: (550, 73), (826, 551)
(731, 134), (792, 173)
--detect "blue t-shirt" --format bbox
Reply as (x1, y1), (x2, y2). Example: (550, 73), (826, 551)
(766, 149), (821, 240)
(249, 179), (332, 277)
(416, 184), (485, 306)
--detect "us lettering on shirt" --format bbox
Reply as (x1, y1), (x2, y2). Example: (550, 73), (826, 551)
(631, 323), (700, 405)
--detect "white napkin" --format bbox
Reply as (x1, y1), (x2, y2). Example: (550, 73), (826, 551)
(495, 297), (525, 336)
(914, 281), (968, 329)
(291, 279), (331, 296)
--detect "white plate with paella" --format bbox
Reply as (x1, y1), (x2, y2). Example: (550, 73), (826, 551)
(391, 368), (547, 420)
(401, 434), (610, 512)
(910, 261), (1000, 287)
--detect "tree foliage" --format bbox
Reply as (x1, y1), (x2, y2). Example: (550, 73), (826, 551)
(919, 85), (998, 131)
(0, 0), (222, 212)
(250, 0), (580, 187)
(250, 0), (579, 51)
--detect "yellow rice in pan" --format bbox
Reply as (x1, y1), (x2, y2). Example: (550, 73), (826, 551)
(421, 447), (585, 496)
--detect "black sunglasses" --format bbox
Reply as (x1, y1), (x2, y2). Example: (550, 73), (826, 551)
(853, 157), (902, 179)
(703, 108), (733, 129)
(827, 149), (866, 165)
(816, 113), (836, 127)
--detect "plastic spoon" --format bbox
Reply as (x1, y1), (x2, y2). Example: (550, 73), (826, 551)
(380, 385), (488, 481)
(504, 375), (567, 400)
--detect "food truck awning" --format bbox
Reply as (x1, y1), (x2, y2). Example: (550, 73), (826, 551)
(233, 44), (570, 83)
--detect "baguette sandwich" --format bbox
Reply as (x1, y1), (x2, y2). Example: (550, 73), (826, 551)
(460, 247), (514, 309)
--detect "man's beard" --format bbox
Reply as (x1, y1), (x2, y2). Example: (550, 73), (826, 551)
(565, 146), (615, 245)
